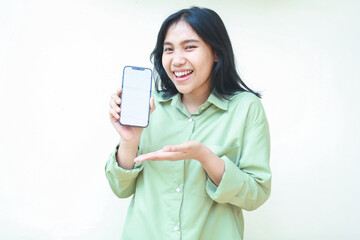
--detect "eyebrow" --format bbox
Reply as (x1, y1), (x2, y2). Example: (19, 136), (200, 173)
(163, 39), (200, 46)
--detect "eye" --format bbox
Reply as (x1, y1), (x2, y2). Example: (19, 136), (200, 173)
(163, 47), (173, 53)
(185, 45), (197, 50)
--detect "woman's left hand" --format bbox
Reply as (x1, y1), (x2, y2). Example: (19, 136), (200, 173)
(135, 140), (225, 186)
(134, 141), (205, 163)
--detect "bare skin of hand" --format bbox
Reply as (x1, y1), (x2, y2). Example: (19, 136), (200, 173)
(109, 88), (155, 169)
(134, 141), (205, 163)
(109, 88), (155, 143)
(134, 141), (225, 185)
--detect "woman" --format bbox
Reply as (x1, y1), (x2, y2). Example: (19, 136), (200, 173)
(106, 7), (271, 240)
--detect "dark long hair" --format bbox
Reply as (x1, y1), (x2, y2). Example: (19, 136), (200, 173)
(150, 7), (260, 99)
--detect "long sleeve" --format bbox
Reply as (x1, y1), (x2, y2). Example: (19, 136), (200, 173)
(206, 98), (271, 211)
(105, 145), (144, 198)
(108, 92), (271, 239)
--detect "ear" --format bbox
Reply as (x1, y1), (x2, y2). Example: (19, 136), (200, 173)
(214, 52), (219, 62)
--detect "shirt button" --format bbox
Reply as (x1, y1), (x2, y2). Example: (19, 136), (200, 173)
(174, 226), (179, 231)
(188, 118), (193, 122)
(176, 187), (181, 192)
(201, 107), (204, 110)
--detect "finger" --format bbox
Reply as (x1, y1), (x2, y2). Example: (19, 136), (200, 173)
(117, 88), (122, 96)
(117, 89), (122, 104)
(109, 99), (121, 113)
(134, 151), (179, 162)
(111, 92), (121, 105)
(149, 97), (156, 114)
(163, 142), (190, 152)
(134, 152), (158, 162)
(109, 108), (120, 120)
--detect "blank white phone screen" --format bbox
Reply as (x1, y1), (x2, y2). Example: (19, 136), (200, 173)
(120, 66), (152, 127)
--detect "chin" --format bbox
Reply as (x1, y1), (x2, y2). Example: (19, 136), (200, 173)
(175, 87), (190, 95)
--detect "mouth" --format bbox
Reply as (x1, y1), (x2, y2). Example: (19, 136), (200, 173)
(173, 70), (193, 81)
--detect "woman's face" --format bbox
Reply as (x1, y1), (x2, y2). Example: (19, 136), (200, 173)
(162, 20), (216, 100)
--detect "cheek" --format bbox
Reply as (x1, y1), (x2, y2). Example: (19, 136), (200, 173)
(162, 55), (169, 68)
(161, 57), (172, 78)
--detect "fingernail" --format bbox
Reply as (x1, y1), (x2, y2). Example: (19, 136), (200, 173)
(163, 146), (170, 151)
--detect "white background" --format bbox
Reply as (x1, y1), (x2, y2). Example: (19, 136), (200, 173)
(1, 0), (359, 239)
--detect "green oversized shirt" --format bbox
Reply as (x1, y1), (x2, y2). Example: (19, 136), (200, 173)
(105, 91), (271, 240)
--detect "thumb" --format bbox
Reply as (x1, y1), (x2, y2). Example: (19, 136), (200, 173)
(150, 97), (156, 114)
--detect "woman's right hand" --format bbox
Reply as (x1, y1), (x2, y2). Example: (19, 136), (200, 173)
(109, 88), (155, 144)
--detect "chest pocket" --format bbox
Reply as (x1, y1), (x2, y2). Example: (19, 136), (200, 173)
(207, 144), (240, 162)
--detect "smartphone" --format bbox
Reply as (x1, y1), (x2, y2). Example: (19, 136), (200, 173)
(119, 66), (152, 128)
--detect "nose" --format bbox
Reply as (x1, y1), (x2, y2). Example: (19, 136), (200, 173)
(172, 51), (186, 67)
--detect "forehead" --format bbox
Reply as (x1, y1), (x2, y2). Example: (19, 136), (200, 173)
(164, 20), (201, 43)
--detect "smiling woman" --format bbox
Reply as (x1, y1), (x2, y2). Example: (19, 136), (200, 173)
(161, 21), (216, 113)
(106, 6), (271, 240)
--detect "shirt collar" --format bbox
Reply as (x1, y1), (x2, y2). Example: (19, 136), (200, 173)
(206, 93), (229, 111)
(155, 91), (229, 111)
(155, 91), (177, 103)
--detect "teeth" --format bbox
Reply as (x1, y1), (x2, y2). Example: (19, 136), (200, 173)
(174, 70), (192, 77)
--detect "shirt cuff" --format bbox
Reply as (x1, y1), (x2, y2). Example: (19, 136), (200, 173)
(205, 156), (240, 203)
(105, 145), (144, 182)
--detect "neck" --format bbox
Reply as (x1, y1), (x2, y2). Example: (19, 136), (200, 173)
(181, 90), (210, 114)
